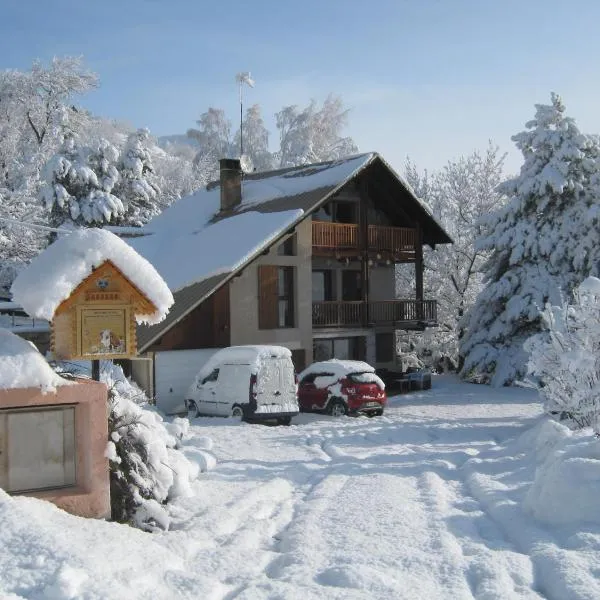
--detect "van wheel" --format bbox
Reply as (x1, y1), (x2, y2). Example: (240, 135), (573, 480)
(187, 400), (199, 419)
(328, 398), (347, 417)
(231, 405), (244, 420)
(278, 416), (292, 426)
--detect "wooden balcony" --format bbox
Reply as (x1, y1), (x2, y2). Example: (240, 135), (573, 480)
(312, 300), (437, 328)
(312, 221), (416, 259)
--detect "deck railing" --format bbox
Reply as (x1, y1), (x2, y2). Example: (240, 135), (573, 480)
(312, 221), (416, 254)
(312, 300), (437, 327)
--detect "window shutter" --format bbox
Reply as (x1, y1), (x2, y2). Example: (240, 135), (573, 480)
(258, 266), (278, 329)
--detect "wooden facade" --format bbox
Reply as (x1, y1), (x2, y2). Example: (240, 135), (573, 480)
(147, 285), (230, 351)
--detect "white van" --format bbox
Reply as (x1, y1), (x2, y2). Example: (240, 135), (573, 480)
(184, 345), (299, 425)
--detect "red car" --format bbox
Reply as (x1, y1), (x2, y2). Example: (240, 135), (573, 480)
(297, 360), (387, 417)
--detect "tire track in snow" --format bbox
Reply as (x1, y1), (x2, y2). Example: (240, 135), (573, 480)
(416, 468), (545, 599)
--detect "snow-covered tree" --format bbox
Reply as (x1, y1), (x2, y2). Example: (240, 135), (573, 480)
(0, 187), (47, 293)
(232, 104), (273, 171)
(187, 107), (232, 177)
(0, 57), (99, 285)
(460, 94), (600, 386)
(40, 135), (124, 228)
(115, 128), (161, 226)
(275, 96), (357, 167)
(525, 277), (600, 431)
(398, 145), (506, 370)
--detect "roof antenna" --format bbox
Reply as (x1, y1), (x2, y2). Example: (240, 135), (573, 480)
(235, 72), (255, 158)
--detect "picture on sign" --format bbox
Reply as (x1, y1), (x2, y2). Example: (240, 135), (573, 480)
(77, 307), (129, 357)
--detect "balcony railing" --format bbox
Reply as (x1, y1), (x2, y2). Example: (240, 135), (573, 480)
(312, 221), (416, 255)
(312, 300), (437, 328)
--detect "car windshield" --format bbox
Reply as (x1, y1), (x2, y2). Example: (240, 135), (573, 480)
(348, 372), (376, 384)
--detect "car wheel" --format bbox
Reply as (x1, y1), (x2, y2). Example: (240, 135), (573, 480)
(187, 400), (199, 419)
(328, 398), (347, 417)
(231, 405), (244, 420)
(371, 409), (384, 417)
(278, 416), (292, 426)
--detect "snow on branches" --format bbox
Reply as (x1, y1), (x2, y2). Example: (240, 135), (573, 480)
(102, 363), (201, 532)
(461, 94), (600, 386)
(40, 135), (124, 227)
(525, 277), (600, 431)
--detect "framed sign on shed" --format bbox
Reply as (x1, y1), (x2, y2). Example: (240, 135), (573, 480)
(77, 305), (132, 358)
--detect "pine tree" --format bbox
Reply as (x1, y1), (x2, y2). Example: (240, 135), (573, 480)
(460, 94), (600, 386)
(116, 128), (161, 226)
(40, 135), (124, 228)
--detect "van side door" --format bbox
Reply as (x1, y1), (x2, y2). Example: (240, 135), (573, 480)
(215, 364), (249, 416)
(198, 368), (219, 415)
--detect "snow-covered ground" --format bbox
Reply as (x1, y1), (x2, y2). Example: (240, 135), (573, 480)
(2, 375), (600, 599)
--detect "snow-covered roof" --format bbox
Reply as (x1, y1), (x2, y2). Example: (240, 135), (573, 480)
(192, 345), (292, 383)
(11, 228), (174, 326)
(0, 328), (73, 392)
(129, 154), (374, 293)
(299, 359), (376, 379)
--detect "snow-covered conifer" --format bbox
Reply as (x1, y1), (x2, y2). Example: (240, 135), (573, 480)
(102, 364), (199, 531)
(40, 135), (124, 228)
(116, 128), (161, 226)
(460, 94), (600, 385)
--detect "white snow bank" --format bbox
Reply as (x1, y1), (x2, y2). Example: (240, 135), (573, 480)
(0, 489), (218, 599)
(0, 328), (72, 392)
(11, 228), (173, 325)
(522, 418), (600, 526)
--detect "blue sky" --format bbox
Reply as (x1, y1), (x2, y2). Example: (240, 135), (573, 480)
(2, 0), (600, 174)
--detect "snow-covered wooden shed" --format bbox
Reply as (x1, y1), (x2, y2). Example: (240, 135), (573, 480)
(11, 228), (173, 360)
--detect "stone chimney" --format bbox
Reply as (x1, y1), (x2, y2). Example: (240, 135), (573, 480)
(219, 158), (242, 211)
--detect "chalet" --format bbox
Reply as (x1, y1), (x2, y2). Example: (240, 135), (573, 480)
(126, 153), (452, 413)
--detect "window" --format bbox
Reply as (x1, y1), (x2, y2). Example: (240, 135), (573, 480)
(278, 267), (294, 327)
(202, 368), (219, 384)
(277, 234), (296, 256)
(0, 405), (76, 493)
(313, 202), (356, 224)
(313, 337), (366, 362)
(259, 266), (295, 329)
(312, 270), (335, 303)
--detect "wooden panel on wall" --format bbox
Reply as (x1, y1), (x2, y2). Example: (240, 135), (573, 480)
(212, 284), (230, 347)
(149, 285), (231, 351)
(258, 265), (278, 330)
